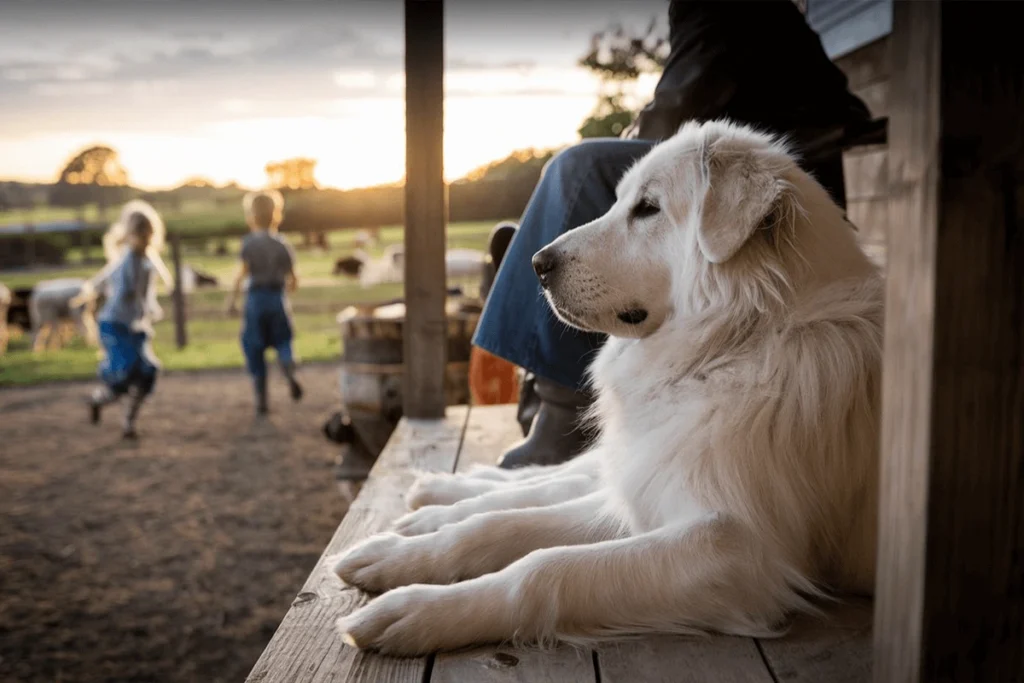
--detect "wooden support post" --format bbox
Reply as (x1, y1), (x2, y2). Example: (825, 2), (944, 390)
(171, 231), (188, 349)
(875, 2), (1024, 681)
(402, 0), (447, 419)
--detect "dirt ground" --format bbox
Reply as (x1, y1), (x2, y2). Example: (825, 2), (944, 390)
(0, 366), (349, 683)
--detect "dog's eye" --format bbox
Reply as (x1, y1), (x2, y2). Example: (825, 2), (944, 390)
(631, 197), (660, 220)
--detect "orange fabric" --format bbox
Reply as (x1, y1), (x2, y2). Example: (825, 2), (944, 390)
(469, 346), (519, 405)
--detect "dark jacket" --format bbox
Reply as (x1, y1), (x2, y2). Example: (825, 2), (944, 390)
(632, 0), (871, 148)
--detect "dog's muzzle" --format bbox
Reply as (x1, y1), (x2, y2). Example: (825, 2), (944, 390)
(617, 309), (648, 325)
(532, 247), (559, 289)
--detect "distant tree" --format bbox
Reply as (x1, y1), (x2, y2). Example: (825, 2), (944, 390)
(56, 145), (129, 187)
(265, 158), (319, 190)
(458, 148), (558, 184)
(576, 18), (669, 139)
(180, 176), (215, 189)
(49, 145), (131, 218)
(265, 158), (321, 247)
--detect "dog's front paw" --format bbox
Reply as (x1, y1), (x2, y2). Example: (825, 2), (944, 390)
(331, 533), (424, 593)
(331, 532), (449, 593)
(337, 583), (511, 656)
(392, 505), (458, 536)
(407, 472), (498, 509)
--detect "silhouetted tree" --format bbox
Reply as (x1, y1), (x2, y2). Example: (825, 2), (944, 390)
(49, 145), (131, 218)
(265, 158), (318, 190)
(577, 18), (669, 138)
(265, 158), (321, 246)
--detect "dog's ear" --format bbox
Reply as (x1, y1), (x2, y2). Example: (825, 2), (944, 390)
(697, 143), (784, 264)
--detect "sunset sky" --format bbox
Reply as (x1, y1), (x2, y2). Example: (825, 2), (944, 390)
(0, 1), (663, 191)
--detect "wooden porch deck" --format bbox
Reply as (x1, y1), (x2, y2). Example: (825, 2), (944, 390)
(246, 405), (872, 683)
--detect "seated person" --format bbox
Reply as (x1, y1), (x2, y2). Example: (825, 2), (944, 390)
(474, 0), (872, 468)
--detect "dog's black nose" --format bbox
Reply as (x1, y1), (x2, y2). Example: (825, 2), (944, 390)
(532, 248), (559, 286)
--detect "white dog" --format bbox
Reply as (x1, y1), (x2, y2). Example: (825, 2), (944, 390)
(331, 120), (883, 656)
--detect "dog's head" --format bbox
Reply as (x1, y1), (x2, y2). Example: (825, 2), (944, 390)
(535, 120), (845, 339)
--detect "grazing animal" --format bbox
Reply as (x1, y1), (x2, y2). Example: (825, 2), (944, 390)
(333, 245), (486, 291)
(7, 287), (33, 332)
(180, 264), (220, 293)
(333, 254), (365, 278)
(28, 278), (100, 352)
(330, 120), (883, 656)
(352, 227), (382, 251)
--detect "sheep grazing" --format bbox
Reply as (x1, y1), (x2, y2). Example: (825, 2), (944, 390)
(28, 278), (100, 352)
(180, 264), (220, 293)
(333, 245), (486, 291)
(352, 227), (381, 251)
(333, 254), (366, 278)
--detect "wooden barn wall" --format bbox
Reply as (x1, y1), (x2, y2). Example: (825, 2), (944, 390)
(835, 37), (890, 268)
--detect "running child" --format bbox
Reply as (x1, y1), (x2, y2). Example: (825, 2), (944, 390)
(226, 190), (303, 414)
(85, 200), (171, 438)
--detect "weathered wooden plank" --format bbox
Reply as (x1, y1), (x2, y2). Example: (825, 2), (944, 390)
(853, 79), (889, 119)
(846, 196), (888, 249)
(171, 231), (188, 349)
(403, 0), (448, 419)
(245, 408), (470, 683)
(434, 647), (594, 683)
(757, 599), (872, 683)
(431, 404), (597, 683)
(876, 2), (1024, 681)
(597, 636), (773, 683)
(842, 146), (889, 201)
(834, 36), (890, 90)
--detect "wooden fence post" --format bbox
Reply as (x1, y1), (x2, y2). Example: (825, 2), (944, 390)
(874, 2), (1024, 681)
(402, 0), (447, 419)
(171, 231), (188, 349)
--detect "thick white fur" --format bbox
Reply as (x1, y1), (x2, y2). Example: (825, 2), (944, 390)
(331, 120), (883, 656)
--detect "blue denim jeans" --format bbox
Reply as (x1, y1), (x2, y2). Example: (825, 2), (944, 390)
(241, 286), (295, 379)
(98, 320), (159, 396)
(472, 138), (655, 391)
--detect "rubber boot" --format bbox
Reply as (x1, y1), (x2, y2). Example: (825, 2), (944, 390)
(497, 376), (592, 469)
(254, 375), (269, 415)
(122, 388), (146, 439)
(281, 361), (303, 402)
(88, 386), (117, 425)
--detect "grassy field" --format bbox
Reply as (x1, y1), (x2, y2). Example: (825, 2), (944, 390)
(0, 220), (498, 386)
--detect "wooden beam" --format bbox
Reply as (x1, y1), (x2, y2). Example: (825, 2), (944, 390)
(170, 230), (187, 349)
(403, 0), (448, 419)
(875, 2), (1024, 681)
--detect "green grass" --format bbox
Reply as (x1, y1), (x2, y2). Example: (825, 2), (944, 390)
(1, 295), (372, 386)
(0, 220), (499, 386)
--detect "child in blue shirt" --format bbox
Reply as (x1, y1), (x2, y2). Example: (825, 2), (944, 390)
(86, 202), (170, 438)
(226, 190), (303, 415)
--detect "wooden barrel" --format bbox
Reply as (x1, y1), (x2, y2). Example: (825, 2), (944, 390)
(335, 300), (479, 457)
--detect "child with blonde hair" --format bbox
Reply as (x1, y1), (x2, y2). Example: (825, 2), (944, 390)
(85, 200), (172, 438)
(226, 190), (303, 414)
